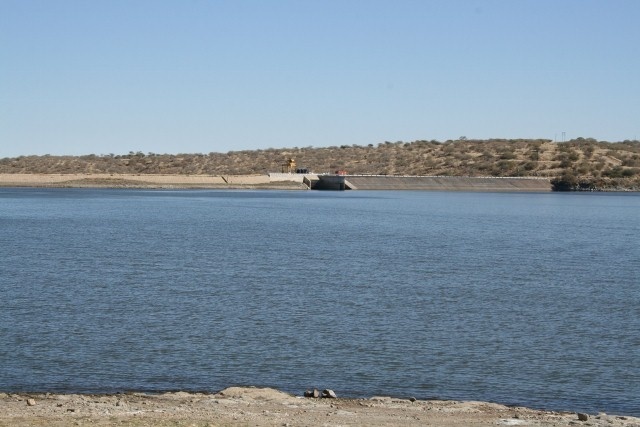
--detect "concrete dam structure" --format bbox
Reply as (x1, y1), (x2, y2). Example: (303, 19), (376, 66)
(0, 173), (551, 191)
(312, 175), (551, 191)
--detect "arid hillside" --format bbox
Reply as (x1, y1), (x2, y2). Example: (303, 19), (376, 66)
(2, 138), (639, 190)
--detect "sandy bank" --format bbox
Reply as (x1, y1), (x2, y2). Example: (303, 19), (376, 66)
(1, 387), (638, 427)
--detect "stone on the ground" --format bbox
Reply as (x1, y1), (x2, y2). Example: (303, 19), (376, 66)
(26, 399), (36, 406)
(577, 412), (589, 421)
(304, 389), (320, 398)
(322, 389), (337, 399)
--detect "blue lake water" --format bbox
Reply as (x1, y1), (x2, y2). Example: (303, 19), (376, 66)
(1, 188), (639, 415)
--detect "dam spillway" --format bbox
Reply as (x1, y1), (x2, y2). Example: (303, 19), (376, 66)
(313, 175), (551, 191)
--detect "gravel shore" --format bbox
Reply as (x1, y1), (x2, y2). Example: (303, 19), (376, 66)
(1, 387), (638, 427)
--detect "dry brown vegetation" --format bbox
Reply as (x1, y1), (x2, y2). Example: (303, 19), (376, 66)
(2, 138), (640, 190)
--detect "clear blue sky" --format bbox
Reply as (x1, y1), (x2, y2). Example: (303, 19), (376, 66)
(2, 0), (639, 157)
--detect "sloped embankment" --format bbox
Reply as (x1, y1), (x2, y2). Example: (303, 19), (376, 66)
(343, 176), (551, 191)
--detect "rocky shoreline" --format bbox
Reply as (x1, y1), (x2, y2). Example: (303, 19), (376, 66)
(1, 387), (638, 427)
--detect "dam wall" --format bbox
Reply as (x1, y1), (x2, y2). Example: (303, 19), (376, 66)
(0, 173), (228, 186)
(315, 175), (551, 191)
(268, 173), (321, 183)
(223, 175), (270, 184)
(0, 173), (551, 191)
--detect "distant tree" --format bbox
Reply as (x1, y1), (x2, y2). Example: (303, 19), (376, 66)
(551, 172), (579, 191)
